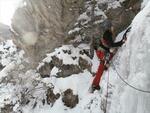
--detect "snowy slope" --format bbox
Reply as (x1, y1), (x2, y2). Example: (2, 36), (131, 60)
(0, 42), (105, 113)
(108, 1), (150, 113)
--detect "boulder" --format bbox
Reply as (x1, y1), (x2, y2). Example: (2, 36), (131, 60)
(62, 89), (79, 108)
(46, 88), (60, 106)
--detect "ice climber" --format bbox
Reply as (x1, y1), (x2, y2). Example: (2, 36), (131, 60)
(89, 19), (127, 93)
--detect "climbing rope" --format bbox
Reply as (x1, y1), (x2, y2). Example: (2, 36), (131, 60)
(104, 70), (109, 113)
(112, 63), (150, 93)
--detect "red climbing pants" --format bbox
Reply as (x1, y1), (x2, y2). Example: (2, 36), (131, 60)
(92, 50), (113, 87)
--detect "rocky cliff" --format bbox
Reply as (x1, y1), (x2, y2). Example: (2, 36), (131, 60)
(11, 0), (141, 68)
(0, 23), (12, 42)
(12, 0), (85, 67)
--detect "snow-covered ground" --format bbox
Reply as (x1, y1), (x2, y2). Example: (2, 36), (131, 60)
(0, 41), (105, 113)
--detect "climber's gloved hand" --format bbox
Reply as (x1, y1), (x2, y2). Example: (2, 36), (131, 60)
(109, 48), (117, 53)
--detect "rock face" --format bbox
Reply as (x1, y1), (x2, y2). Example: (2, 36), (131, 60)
(38, 51), (91, 78)
(0, 23), (12, 42)
(46, 88), (60, 106)
(0, 64), (4, 71)
(1, 104), (13, 113)
(62, 89), (79, 108)
(70, 0), (142, 41)
(11, 0), (142, 67)
(106, 0), (142, 35)
(11, 0), (85, 67)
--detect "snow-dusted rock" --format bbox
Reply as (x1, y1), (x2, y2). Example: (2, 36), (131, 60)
(11, 0), (85, 67)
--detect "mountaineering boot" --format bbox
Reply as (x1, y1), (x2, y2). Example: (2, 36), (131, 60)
(88, 85), (101, 93)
